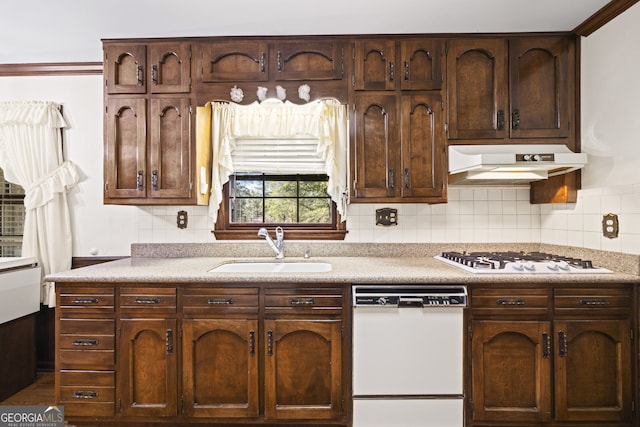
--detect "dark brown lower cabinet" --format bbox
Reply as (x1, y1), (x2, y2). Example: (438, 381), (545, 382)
(469, 285), (634, 427)
(181, 318), (259, 418)
(264, 318), (343, 420)
(55, 283), (347, 426)
(119, 318), (178, 418)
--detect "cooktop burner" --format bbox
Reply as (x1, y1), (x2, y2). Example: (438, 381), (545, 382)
(435, 251), (613, 274)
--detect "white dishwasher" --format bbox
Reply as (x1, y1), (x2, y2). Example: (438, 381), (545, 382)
(352, 285), (467, 427)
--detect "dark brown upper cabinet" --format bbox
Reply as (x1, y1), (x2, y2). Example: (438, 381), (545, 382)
(105, 42), (191, 94)
(198, 39), (344, 83)
(354, 38), (443, 91)
(446, 36), (574, 145)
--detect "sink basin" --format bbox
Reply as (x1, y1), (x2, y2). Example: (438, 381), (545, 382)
(209, 261), (332, 273)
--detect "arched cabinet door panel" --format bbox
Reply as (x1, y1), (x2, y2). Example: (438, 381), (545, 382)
(470, 320), (552, 423)
(264, 319), (343, 420)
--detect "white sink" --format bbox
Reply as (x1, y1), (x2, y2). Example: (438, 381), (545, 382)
(209, 261), (332, 273)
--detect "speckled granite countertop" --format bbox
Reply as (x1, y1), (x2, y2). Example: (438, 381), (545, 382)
(45, 243), (640, 285)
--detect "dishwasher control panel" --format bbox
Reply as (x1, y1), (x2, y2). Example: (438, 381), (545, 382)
(353, 285), (467, 307)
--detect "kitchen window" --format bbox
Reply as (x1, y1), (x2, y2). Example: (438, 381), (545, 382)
(200, 98), (349, 240)
(214, 174), (345, 240)
(0, 168), (25, 256)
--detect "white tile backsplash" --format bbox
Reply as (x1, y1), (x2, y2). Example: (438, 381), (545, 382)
(131, 184), (640, 255)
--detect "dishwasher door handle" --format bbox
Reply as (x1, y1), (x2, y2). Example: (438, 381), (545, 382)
(398, 296), (424, 307)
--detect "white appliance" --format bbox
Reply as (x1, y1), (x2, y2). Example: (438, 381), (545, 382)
(0, 257), (41, 324)
(448, 144), (587, 184)
(435, 251), (613, 274)
(352, 285), (467, 427)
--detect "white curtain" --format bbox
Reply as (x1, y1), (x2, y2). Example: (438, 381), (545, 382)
(0, 101), (80, 307)
(198, 98), (349, 224)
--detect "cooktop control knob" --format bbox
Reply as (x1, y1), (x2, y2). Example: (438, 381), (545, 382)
(377, 297), (389, 305)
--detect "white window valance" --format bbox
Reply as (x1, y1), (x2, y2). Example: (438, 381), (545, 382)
(197, 98), (349, 225)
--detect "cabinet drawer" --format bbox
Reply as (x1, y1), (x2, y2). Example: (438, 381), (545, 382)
(59, 349), (114, 370)
(471, 288), (551, 316)
(59, 371), (114, 417)
(265, 288), (343, 314)
(554, 287), (632, 316)
(183, 287), (259, 316)
(59, 334), (114, 351)
(59, 318), (114, 336)
(119, 287), (177, 315)
(58, 287), (114, 315)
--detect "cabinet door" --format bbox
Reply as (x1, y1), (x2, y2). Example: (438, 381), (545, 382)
(509, 37), (572, 139)
(105, 44), (147, 94)
(273, 41), (344, 80)
(554, 320), (632, 423)
(104, 97), (147, 200)
(148, 42), (191, 93)
(400, 39), (443, 90)
(446, 39), (508, 140)
(354, 40), (396, 90)
(470, 320), (551, 423)
(264, 319), (343, 420)
(200, 41), (269, 82)
(119, 319), (177, 418)
(182, 319), (259, 418)
(400, 93), (446, 201)
(148, 97), (192, 200)
(352, 93), (399, 199)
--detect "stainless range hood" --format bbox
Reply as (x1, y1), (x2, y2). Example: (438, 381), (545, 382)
(448, 144), (587, 185)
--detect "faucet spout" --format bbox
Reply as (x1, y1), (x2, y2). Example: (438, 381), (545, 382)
(258, 227), (285, 259)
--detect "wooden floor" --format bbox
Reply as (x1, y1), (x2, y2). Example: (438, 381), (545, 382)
(0, 371), (54, 405)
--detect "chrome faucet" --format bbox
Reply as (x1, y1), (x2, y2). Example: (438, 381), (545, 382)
(258, 226), (284, 259)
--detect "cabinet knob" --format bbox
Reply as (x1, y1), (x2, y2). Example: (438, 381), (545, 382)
(511, 109), (520, 130)
(152, 170), (158, 191)
(136, 65), (144, 87)
(497, 110), (505, 131)
(558, 330), (568, 357)
(137, 170), (144, 191)
(542, 332), (550, 359)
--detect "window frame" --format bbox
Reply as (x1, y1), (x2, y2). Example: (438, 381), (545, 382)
(213, 177), (347, 240)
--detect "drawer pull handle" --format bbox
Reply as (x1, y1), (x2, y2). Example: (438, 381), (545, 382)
(71, 298), (99, 304)
(208, 298), (234, 305)
(134, 297), (160, 304)
(496, 298), (525, 305)
(72, 339), (99, 346)
(267, 330), (274, 356)
(290, 298), (315, 306)
(72, 390), (98, 399)
(579, 298), (609, 305)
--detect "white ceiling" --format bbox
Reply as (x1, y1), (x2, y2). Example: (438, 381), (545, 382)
(0, 0), (611, 63)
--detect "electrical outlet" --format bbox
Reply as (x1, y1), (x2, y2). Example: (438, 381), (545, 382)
(602, 213), (618, 238)
(177, 210), (188, 229)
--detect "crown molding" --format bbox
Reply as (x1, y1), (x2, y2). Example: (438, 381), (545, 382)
(0, 62), (102, 76)
(573, 0), (639, 36)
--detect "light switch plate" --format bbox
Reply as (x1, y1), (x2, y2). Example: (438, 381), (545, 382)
(376, 208), (398, 226)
